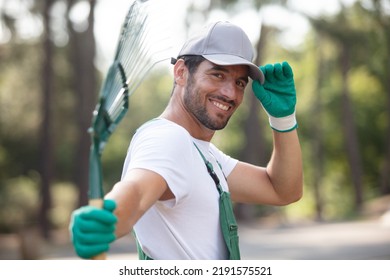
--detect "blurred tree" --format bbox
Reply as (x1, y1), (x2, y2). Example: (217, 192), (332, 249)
(0, 0), (98, 235)
(308, 6), (367, 212)
(310, 34), (326, 221)
(0, 1), (53, 237)
(370, 0), (390, 195)
(38, 0), (55, 239)
(66, 0), (98, 207)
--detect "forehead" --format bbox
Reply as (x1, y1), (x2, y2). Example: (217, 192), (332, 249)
(198, 60), (250, 79)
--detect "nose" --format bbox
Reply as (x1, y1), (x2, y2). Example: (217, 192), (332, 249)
(220, 81), (237, 100)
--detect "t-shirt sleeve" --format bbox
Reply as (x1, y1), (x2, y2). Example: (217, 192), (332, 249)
(121, 122), (194, 207)
(209, 143), (238, 177)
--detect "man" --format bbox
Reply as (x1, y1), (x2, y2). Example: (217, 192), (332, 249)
(70, 21), (303, 260)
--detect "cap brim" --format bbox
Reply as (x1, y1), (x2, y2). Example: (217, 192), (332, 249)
(203, 54), (264, 84)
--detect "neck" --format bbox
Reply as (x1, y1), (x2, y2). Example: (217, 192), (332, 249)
(160, 95), (215, 142)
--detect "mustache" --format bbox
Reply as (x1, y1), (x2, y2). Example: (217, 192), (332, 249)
(211, 95), (236, 108)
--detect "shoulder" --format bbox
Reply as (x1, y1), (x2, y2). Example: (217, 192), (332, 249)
(135, 118), (190, 140)
(209, 143), (238, 177)
(124, 118), (197, 204)
(130, 118), (194, 155)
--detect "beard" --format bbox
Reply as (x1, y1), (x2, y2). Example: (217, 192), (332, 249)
(183, 77), (232, 131)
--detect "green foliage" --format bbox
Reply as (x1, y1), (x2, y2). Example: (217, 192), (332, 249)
(0, 174), (78, 232)
(0, 173), (40, 232)
(49, 182), (78, 229)
(0, 44), (41, 138)
(294, 1), (390, 220)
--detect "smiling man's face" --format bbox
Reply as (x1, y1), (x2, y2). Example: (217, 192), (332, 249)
(183, 60), (249, 131)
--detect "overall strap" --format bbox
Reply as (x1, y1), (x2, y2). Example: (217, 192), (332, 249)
(193, 143), (223, 194)
(193, 143), (241, 260)
(133, 230), (153, 260)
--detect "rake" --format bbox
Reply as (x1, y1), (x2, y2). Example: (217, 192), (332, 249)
(87, 0), (171, 259)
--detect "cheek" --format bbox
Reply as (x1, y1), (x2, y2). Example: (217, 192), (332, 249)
(236, 91), (245, 105)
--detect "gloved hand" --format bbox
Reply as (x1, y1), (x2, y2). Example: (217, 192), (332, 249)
(252, 61), (298, 132)
(69, 199), (117, 259)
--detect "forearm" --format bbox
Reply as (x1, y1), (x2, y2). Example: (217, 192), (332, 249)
(105, 168), (168, 238)
(267, 129), (303, 204)
(105, 180), (144, 238)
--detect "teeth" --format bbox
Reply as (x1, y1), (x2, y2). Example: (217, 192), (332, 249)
(212, 101), (229, 111)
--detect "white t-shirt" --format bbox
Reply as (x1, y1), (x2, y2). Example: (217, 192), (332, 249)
(121, 118), (238, 259)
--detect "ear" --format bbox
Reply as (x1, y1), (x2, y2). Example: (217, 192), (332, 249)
(173, 59), (188, 86)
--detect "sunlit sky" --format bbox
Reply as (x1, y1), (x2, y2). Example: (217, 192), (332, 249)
(0, 0), (357, 70)
(93, 0), (357, 70)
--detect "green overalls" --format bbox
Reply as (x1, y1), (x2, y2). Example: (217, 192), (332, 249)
(135, 143), (240, 260)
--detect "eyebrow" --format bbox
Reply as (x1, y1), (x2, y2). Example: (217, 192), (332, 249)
(209, 65), (249, 83)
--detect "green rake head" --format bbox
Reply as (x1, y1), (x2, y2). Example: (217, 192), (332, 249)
(87, 0), (172, 201)
(90, 61), (128, 149)
(88, 61), (128, 199)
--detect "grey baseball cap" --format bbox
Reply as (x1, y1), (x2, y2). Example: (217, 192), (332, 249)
(173, 21), (264, 83)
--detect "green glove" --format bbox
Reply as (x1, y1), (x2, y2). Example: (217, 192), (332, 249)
(69, 199), (117, 259)
(252, 61), (297, 132)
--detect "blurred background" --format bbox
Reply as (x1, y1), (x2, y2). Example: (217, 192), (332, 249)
(0, 0), (390, 260)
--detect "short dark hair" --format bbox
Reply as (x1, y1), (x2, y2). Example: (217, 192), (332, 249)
(177, 55), (206, 75)
(170, 55), (206, 95)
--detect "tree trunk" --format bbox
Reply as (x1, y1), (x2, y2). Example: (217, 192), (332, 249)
(380, 29), (390, 195)
(68, 0), (98, 207)
(38, 0), (54, 240)
(371, 0), (390, 197)
(339, 44), (364, 211)
(311, 37), (325, 221)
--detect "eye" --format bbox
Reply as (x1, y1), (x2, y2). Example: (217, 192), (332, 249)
(236, 80), (247, 89)
(212, 72), (224, 79)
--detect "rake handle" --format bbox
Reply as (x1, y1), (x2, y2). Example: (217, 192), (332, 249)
(88, 198), (107, 260)
(88, 128), (107, 260)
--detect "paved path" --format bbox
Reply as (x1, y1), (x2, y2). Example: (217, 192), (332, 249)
(239, 219), (390, 260)
(39, 217), (390, 260)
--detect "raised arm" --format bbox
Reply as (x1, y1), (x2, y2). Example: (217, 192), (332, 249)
(229, 129), (302, 206)
(229, 61), (303, 206)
